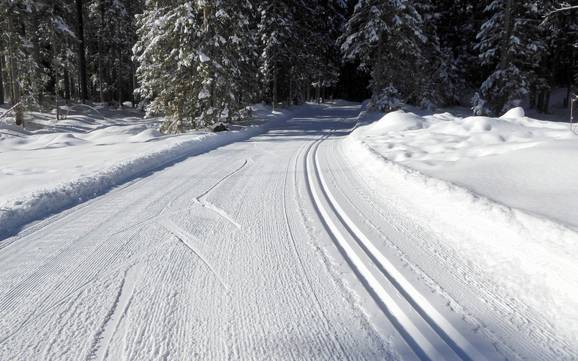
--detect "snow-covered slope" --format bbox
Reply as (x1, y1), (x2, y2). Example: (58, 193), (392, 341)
(349, 107), (578, 229)
(0, 104), (293, 238)
(345, 108), (578, 350)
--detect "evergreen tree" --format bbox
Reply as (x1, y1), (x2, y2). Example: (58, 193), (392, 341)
(473, 0), (548, 115)
(339, 0), (428, 110)
(134, 0), (254, 131)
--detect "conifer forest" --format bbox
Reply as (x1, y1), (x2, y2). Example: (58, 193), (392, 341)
(1, 1), (576, 130)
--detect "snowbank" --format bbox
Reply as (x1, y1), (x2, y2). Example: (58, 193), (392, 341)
(351, 108), (578, 228)
(345, 108), (578, 344)
(0, 104), (293, 239)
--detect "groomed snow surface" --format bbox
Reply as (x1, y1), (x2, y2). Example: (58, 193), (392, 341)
(0, 102), (577, 360)
(0, 104), (294, 239)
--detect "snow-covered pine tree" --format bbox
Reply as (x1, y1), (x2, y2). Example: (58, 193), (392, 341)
(257, 0), (299, 109)
(339, 0), (428, 111)
(0, 0), (55, 124)
(412, 0), (463, 108)
(432, 0), (486, 94)
(539, 0), (578, 110)
(305, 0), (345, 102)
(473, 0), (548, 115)
(134, 0), (254, 132)
(88, 0), (142, 106)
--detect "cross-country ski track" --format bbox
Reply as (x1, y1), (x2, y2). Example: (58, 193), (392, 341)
(0, 103), (574, 360)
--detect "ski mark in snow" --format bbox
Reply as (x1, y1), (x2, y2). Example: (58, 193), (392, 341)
(88, 263), (142, 361)
(195, 199), (242, 229)
(196, 159), (248, 200)
(188, 158), (248, 230)
(161, 219), (229, 291)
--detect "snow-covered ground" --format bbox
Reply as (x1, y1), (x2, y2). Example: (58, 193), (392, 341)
(0, 104), (293, 238)
(0, 102), (576, 360)
(346, 106), (578, 353)
(349, 107), (578, 229)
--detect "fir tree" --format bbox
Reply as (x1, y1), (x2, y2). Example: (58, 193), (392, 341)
(339, 0), (428, 111)
(473, 0), (548, 115)
(134, 0), (254, 131)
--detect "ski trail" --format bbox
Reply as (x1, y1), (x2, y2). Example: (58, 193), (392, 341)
(161, 219), (229, 291)
(282, 141), (351, 360)
(312, 138), (489, 361)
(88, 263), (142, 361)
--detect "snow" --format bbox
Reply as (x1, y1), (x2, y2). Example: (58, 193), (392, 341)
(350, 107), (578, 228)
(0, 103), (575, 360)
(345, 107), (578, 349)
(0, 104), (294, 239)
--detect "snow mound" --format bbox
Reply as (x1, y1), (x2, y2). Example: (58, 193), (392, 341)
(500, 106), (525, 119)
(365, 110), (425, 133)
(354, 109), (573, 166)
(45, 133), (88, 148)
(128, 128), (163, 143)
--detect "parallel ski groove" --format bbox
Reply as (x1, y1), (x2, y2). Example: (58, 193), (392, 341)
(303, 136), (443, 361)
(312, 137), (489, 361)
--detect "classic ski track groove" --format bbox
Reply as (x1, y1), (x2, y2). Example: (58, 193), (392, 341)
(305, 133), (489, 361)
(328, 139), (570, 361)
(283, 141), (352, 361)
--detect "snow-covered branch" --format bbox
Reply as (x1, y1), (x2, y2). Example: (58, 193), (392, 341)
(542, 5), (578, 24)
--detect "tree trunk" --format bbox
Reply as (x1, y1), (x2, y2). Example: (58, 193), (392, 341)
(31, 8), (43, 104)
(0, 51), (4, 105)
(131, 61), (137, 107)
(272, 71), (277, 111)
(288, 68), (293, 106)
(98, 0), (105, 103)
(541, 91), (551, 114)
(76, 0), (88, 103)
(64, 68), (71, 103)
(117, 44), (122, 108)
(499, 0), (514, 69)
(7, 16), (23, 126)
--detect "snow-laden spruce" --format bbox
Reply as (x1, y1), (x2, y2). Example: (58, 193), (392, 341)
(133, 0), (256, 131)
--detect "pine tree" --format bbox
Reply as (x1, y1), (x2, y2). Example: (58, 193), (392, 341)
(134, 0), (255, 131)
(473, 0), (548, 115)
(340, 0), (428, 111)
(257, 0), (299, 109)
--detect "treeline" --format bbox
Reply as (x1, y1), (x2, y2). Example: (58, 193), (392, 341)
(0, 0), (142, 125)
(1, 0), (577, 130)
(342, 0), (578, 115)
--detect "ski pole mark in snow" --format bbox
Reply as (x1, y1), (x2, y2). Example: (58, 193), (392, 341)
(88, 263), (142, 361)
(161, 219), (229, 291)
